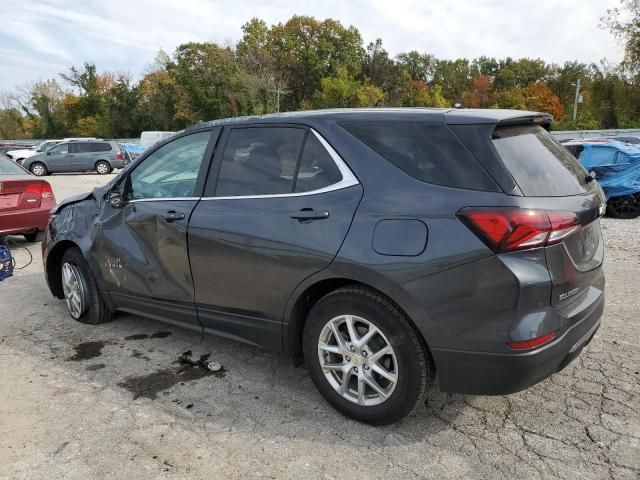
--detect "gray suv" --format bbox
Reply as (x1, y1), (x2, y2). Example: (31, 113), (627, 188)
(23, 140), (124, 176)
(42, 109), (605, 425)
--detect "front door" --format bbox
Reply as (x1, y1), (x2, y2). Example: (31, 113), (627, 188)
(188, 126), (363, 349)
(94, 129), (218, 330)
(45, 143), (72, 172)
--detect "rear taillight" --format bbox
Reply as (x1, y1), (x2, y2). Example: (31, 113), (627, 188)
(116, 150), (123, 161)
(457, 208), (581, 253)
(40, 182), (54, 200)
(24, 182), (55, 200)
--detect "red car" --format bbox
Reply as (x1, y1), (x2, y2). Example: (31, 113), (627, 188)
(0, 154), (56, 241)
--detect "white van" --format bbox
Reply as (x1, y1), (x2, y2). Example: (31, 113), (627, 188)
(140, 131), (174, 149)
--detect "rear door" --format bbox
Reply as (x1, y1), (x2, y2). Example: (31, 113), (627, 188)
(94, 129), (218, 330)
(68, 142), (94, 170)
(188, 126), (363, 349)
(490, 124), (605, 311)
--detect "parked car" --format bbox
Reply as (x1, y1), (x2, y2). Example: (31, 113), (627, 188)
(42, 109), (605, 425)
(564, 140), (640, 218)
(120, 143), (146, 165)
(22, 140), (124, 176)
(0, 153), (56, 241)
(7, 140), (60, 162)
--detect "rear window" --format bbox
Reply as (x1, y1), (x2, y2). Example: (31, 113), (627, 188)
(339, 122), (498, 191)
(0, 155), (26, 174)
(492, 125), (590, 197)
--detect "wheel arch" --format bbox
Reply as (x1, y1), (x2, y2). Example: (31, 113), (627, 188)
(284, 275), (435, 374)
(46, 240), (81, 299)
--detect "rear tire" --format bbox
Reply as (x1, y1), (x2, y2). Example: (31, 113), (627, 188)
(30, 162), (47, 176)
(61, 248), (112, 325)
(303, 285), (433, 425)
(95, 161), (112, 175)
(23, 231), (44, 242)
(607, 194), (640, 219)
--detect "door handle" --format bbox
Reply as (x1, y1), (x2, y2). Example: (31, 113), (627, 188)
(289, 208), (330, 222)
(161, 210), (185, 222)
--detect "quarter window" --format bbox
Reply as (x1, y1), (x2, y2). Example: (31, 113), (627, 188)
(127, 131), (211, 200)
(294, 133), (343, 193)
(215, 127), (306, 196)
(340, 122), (497, 191)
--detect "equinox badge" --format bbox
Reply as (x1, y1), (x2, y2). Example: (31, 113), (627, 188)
(559, 287), (580, 301)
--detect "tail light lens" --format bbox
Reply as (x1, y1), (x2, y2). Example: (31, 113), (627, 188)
(40, 182), (55, 200)
(24, 182), (55, 200)
(116, 150), (123, 161)
(457, 208), (581, 253)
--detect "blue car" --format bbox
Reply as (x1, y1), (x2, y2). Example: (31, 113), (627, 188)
(564, 140), (640, 218)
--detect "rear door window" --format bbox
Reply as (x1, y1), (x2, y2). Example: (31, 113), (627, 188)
(215, 127), (306, 196)
(492, 125), (590, 197)
(90, 142), (112, 152)
(339, 122), (497, 191)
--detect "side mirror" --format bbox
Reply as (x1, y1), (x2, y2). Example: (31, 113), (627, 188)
(107, 191), (124, 208)
(46, 151), (52, 156)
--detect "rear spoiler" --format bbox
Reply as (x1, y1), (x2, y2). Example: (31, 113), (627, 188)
(496, 114), (553, 131)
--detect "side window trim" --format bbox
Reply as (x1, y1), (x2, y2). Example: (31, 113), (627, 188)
(203, 128), (359, 200)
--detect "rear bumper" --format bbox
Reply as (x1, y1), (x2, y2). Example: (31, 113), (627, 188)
(432, 291), (604, 395)
(0, 206), (51, 236)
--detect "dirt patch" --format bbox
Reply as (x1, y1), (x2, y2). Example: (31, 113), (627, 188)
(117, 351), (225, 400)
(124, 334), (149, 340)
(67, 341), (108, 361)
(86, 363), (106, 371)
(150, 331), (172, 339)
(131, 349), (151, 361)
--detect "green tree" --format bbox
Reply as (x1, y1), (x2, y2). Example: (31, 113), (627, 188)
(313, 67), (384, 108)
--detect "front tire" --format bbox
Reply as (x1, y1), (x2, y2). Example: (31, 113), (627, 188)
(303, 286), (433, 425)
(30, 162), (47, 176)
(61, 248), (112, 325)
(95, 161), (112, 175)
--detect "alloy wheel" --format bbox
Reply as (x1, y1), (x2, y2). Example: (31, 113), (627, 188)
(317, 315), (398, 406)
(31, 164), (45, 176)
(96, 162), (110, 174)
(62, 263), (87, 319)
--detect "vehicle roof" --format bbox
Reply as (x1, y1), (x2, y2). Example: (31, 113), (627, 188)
(186, 108), (550, 132)
(564, 139), (640, 154)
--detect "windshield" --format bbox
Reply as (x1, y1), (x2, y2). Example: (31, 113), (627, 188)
(0, 155), (27, 174)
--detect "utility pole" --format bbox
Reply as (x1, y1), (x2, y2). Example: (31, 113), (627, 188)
(572, 78), (581, 122)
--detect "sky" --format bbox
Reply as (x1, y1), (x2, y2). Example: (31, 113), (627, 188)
(0, 0), (625, 91)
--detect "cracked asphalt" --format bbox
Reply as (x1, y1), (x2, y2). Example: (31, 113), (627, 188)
(0, 174), (638, 479)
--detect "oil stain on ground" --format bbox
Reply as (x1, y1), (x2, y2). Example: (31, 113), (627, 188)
(86, 363), (106, 371)
(124, 334), (149, 340)
(117, 350), (225, 400)
(150, 331), (172, 339)
(67, 341), (109, 361)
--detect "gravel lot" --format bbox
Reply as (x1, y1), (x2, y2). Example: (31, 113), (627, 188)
(0, 173), (638, 480)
